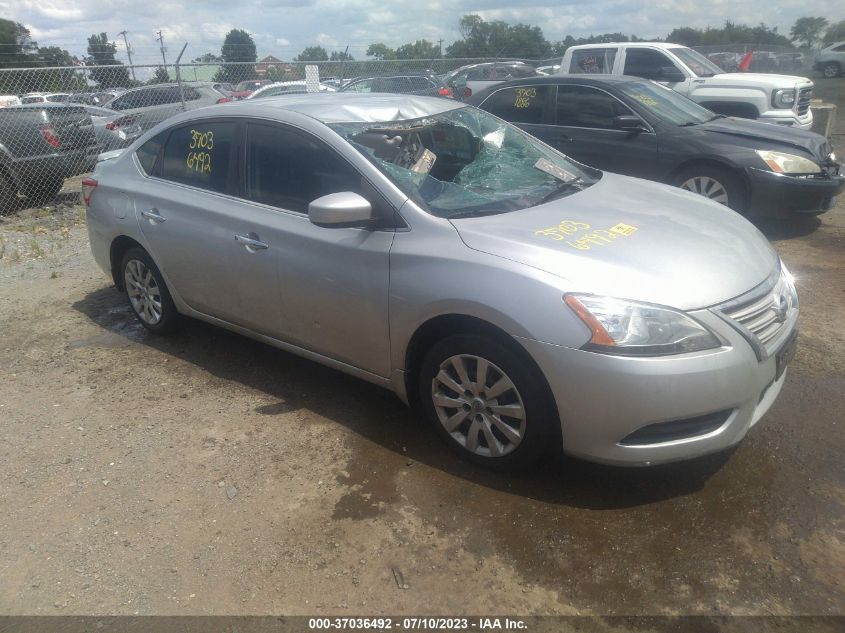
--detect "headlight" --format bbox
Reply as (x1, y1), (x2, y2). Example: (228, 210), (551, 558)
(564, 294), (721, 356)
(772, 88), (796, 108)
(755, 150), (821, 174)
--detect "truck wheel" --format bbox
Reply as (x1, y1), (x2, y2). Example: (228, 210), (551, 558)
(673, 165), (746, 213)
(0, 173), (20, 215)
(823, 63), (841, 78)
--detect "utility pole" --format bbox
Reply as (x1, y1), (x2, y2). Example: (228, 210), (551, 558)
(438, 39), (443, 57)
(119, 30), (136, 81)
(155, 30), (168, 73)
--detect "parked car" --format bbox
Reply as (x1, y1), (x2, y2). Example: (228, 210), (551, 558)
(0, 95), (21, 108)
(66, 91), (126, 107)
(340, 74), (453, 98)
(776, 52), (807, 73)
(536, 64), (561, 75)
(81, 105), (144, 151)
(442, 61), (539, 99)
(20, 92), (71, 104)
(85, 93), (798, 469)
(705, 52), (742, 72)
(814, 42), (845, 78)
(469, 75), (843, 217)
(559, 42), (814, 129)
(231, 80), (272, 100)
(105, 82), (231, 132)
(247, 81), (336, 99)
(0, 104), (98, 211)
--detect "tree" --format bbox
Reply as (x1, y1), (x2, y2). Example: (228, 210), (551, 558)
(395, 40), (440, 59)
(366, 43), (395, 60)
(295, 46), (329, 61)
(666, 21), (792, 48)
(86, 33), (131, 88)
(218, 29), (258, 83)
(330, 50), (354, 61)
(446, 14), (551, 58)
(790, 17), (829, 48)
(148, 67), (171, 84)
(824, 21), (845, 45)
(192, 52), (222, 63)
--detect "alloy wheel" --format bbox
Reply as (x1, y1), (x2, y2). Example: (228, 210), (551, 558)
(124, 258), (163, 325)
(823, 64), (840, 78)
(680, 176), (729, 205)
(431, 354), (526, 457)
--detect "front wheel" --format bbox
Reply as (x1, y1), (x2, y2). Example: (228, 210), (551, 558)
(823, 63), (841, 78)
(673, 165), (746, 213)
(418, 334), (557, 470)
(120, 247), (179, 334)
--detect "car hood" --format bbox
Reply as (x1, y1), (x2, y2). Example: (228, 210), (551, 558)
(694, 117), (831, 159)
(450, 173), (778, 311)
(712, 72), (812, 86)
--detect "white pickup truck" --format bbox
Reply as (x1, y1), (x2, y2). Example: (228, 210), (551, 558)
(558, 42), (813, 130)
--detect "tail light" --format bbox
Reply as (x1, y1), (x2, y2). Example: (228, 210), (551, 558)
(40, 124), (61, 148)
(437, 87), (453, 98)
(81, 177), (97, 206)
(216, 97), (232, 104)
(105, 115), (137, 130)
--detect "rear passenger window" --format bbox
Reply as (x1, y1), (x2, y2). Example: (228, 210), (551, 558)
(135, 131), (167, 175)
(481, 85), (552, 124)
(556, 85), (634, 129)
(569, 49), (616, 74)
(159, 121), (235, 193)
(245, 123), (363, 213)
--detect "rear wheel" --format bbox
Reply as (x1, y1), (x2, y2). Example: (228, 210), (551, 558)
(120, 247), (179, 334)
(823, 62), (841, 78)
(418, 334), (557, 470)
(25, 177), (64, 206)
(673, 165), (745, 212)
(0, 173), (19, 215)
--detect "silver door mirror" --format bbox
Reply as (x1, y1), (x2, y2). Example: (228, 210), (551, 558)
(308, 192), (373, 228)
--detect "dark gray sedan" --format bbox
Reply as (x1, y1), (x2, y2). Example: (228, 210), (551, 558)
(468, 75), (843, 217)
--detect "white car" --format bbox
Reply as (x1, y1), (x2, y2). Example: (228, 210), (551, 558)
(20, 92), (70, 104)
(559, 42), (814, 129)
(247, 81), (336, 99)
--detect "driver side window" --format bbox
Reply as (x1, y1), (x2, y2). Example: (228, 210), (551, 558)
(623, 49), (678, 81)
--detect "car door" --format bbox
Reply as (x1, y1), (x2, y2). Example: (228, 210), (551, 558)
(132, 119), (281, 326)
(479, 84), (556, 142)
(236, 121), (394, 377)
(622, 47), (692, 96)
(551, 84), (659, 178)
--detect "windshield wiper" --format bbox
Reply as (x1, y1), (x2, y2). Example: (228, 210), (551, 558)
(539, 178), (585, 204)
(448, 208), (507, 219)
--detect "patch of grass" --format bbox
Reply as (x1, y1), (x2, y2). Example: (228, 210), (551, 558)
(29, 237), (44, 258)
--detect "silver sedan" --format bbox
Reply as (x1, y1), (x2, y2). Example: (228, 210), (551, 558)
(83, 94), (798, 469)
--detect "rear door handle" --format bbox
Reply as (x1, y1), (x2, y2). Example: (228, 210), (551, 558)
(141, 208), (166, 224)
(235, 232), (269, 251)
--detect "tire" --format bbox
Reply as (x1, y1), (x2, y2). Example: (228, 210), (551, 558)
(418, 334), (558, 470)
(823, 63), (841, 78)
(0, 173), (19, 215)
(120, 247), (179, 334)
(672, 164), (746, 213)
(25, 177), (64, 206)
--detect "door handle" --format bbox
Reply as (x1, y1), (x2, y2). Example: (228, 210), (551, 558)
(141, 208), (166, 223)
(550, 134), (572, 143)
(235, 232), (269, 251)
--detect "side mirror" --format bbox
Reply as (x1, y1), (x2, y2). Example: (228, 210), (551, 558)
(658, 66), (686, 83)
(613, 115), (646, 131)
(308, 191), (373, 228)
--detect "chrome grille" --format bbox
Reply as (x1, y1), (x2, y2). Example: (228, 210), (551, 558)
(718, 273), (796, 352)
(796, 87), (812, 116)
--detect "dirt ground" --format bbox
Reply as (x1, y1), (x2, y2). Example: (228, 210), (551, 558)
(0, 83), (844, 617)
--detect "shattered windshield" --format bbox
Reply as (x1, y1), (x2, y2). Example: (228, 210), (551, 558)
(329, 107), (598, 218)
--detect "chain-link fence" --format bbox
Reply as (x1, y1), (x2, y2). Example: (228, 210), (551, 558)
(0, 48), (824, 215)
(692, 44), (814, 75)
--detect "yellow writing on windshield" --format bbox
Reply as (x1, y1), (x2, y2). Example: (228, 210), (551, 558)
(631, 94), (658, 107)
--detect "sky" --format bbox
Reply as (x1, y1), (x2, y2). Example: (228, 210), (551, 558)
(2, 0), (842, 65)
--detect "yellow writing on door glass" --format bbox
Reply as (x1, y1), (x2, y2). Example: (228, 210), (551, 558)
(514, 87), (537, 108)
(189, 129), (214, 150)
(187, 151), (211, 173)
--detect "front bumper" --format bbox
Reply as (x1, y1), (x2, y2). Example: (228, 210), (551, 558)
(746, 167), (845, 216)
(758, 109), (812, 130)
(518, 309), (796, 466)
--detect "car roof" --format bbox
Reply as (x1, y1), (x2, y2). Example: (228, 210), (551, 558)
(203, 93), (464, 123)
(464, 74), (648, 103)
(567, 42), (685, 50)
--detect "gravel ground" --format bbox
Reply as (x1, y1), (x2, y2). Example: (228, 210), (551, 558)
(0, 85), (843, 617)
